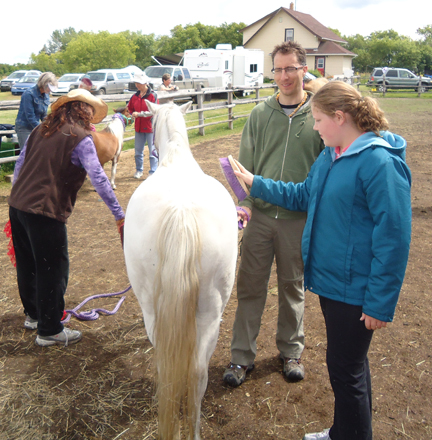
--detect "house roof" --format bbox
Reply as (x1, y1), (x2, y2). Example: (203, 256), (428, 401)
(306, 40), (356, 57)
(242, 7), (347, 46)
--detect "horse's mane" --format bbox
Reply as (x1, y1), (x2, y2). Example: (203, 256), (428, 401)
(156, 105), (191, 167)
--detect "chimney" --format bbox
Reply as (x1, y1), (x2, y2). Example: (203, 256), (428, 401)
(290, 2), (294, 9)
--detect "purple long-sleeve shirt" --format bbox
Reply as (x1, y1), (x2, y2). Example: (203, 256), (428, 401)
(14, 135), (124, 221)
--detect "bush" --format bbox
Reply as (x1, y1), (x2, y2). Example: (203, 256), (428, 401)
(308, 69), (323, 78)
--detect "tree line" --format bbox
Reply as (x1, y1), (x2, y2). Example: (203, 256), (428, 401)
(1, 24), (432, 78)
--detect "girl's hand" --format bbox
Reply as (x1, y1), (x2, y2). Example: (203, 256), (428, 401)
(360, 313), (387, 330)
(132, 112), (139, 118)
(234, 162), (254, 187)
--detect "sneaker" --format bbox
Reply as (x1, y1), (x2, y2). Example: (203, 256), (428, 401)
(133, 171), (143, 179)
(24, 315), (38, 330)
(302, 428), (331, 440)
(35, 328), (82, 347)
(223, 363), (254, 387)
(280, 355), (305, 382)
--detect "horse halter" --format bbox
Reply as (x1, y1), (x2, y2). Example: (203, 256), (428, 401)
(112, 113), (133, 129)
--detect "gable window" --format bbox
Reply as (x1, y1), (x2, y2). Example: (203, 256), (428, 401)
(285, 28), (294, 42)
(250, 64), (258, 73)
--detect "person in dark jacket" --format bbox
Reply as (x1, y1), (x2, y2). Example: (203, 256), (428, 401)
(233, 81), (412, 440)
(127, 72), (158, 179)
(8, 89), (125, 347)
(14, 72), (58, 148)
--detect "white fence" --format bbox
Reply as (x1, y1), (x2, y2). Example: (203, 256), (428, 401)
(0, 84), (278, 165)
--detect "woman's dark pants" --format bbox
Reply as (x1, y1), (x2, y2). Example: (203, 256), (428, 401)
(9, 206), (68, 337)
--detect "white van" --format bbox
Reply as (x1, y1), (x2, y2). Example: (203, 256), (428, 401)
(1, 70), (42, 92)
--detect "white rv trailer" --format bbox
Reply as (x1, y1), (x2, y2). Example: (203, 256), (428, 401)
(183, 44), (264, 90)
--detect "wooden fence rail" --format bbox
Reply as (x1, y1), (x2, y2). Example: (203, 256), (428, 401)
(0, 84), (278, 165)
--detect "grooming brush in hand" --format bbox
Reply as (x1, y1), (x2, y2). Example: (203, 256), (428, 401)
(219, 155), (250, 201)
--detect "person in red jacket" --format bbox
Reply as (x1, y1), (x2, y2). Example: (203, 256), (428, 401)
(127, 73), (159, 179)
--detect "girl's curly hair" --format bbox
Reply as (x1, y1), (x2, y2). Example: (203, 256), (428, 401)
(311, 81), (389, 136)
(40, 101), (94, 137)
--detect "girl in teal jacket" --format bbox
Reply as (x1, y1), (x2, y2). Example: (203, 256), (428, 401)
(234, 81), (411, 440)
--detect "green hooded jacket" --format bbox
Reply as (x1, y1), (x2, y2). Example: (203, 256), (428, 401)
(239, 91), (324, 220)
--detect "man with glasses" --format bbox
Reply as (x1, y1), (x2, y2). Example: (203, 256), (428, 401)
(223, 41), (324, 388)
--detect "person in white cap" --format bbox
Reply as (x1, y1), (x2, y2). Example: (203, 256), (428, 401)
(127, 72), (159, 179)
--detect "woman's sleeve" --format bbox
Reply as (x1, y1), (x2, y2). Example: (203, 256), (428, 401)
(250, 174), (311, 212)
(362, 155), (412, 321)
(12, 141), (28, 184)
(21, 93), (39, 129)
(72, 136), (125, 220)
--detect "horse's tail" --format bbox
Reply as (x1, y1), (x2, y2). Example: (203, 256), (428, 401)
(154, 203), (201, 439)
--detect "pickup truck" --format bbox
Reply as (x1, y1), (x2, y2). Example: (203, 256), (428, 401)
(127, 65), (210, 94)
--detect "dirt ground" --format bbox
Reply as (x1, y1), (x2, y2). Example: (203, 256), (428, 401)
(0, 103), (431, 440)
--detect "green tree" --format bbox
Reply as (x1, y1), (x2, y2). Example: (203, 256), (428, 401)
(29, 52), (64, 75)
(416, 25), (432, 44)
(61, 31), (137, 72)
(121, 31), (157, 69)
(43, 27), (83, 55)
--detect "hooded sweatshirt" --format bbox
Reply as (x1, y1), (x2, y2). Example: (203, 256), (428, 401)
(250, 131), (412, 322)
(238, 92), (324, 220)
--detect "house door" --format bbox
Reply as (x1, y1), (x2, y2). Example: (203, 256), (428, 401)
(315, 57), (325, 76)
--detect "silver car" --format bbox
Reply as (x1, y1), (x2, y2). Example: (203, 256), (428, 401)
(52, 73), (85, 96)
(84, 70), (133, 95)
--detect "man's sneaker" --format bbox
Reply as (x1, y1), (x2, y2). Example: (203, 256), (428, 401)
(35, 328), (82, 347)
(223, 363), (254, 387)
(133, 171), (143, 179)
(24, 315), (38, 330)
(303, 428), (331, 440)
(280, 355), (305, 382)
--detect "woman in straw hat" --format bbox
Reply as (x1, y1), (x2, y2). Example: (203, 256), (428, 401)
(8, 89), (125, 347)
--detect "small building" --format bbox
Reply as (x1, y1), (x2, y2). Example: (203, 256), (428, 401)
(240, 3), (356, 79)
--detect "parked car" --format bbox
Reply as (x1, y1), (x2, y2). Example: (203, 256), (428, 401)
(11, 75), (41, 95)
(52, 73), (85, 96)
(83, 70), (133, 95)
(367, 67), (431, 92)
(1, 70), (42, 92)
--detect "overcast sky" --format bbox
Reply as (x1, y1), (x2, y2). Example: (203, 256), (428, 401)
(1, 0), (428, 66)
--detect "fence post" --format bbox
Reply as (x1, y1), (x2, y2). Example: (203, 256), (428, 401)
(228, 90), (234, 130)
(382, 73), (387, 96)
(255, 84), (260, 105)
(196, 91), (205, 136)
(417, 75), (423, 97)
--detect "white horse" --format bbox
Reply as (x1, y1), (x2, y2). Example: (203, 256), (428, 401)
(124, 101), (238, 440)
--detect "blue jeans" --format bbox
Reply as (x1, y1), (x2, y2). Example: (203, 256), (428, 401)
(15, 123), (33, 149)
(134, 132), (158, 174)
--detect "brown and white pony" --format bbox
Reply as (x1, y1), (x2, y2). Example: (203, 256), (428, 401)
(304, 77), (329, 94)
(92, 107), (132, 189)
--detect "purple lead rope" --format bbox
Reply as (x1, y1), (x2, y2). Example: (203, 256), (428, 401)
(61, 286), (131, 323)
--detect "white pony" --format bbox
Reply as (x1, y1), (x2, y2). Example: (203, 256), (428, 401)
(124, 101), (238, 440)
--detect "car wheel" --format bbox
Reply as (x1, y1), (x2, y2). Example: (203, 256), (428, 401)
(97, 88), (106, 95)
(419, 84), (429, 93)
(377, 83), (387, 93)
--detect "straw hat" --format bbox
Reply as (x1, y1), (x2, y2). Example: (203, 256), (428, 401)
(51, 89), (108, 123)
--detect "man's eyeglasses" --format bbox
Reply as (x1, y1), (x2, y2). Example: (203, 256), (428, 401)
(271, 66), (305, 75)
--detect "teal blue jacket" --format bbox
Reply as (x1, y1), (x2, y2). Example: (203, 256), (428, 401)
(251, 131), (412, 322)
